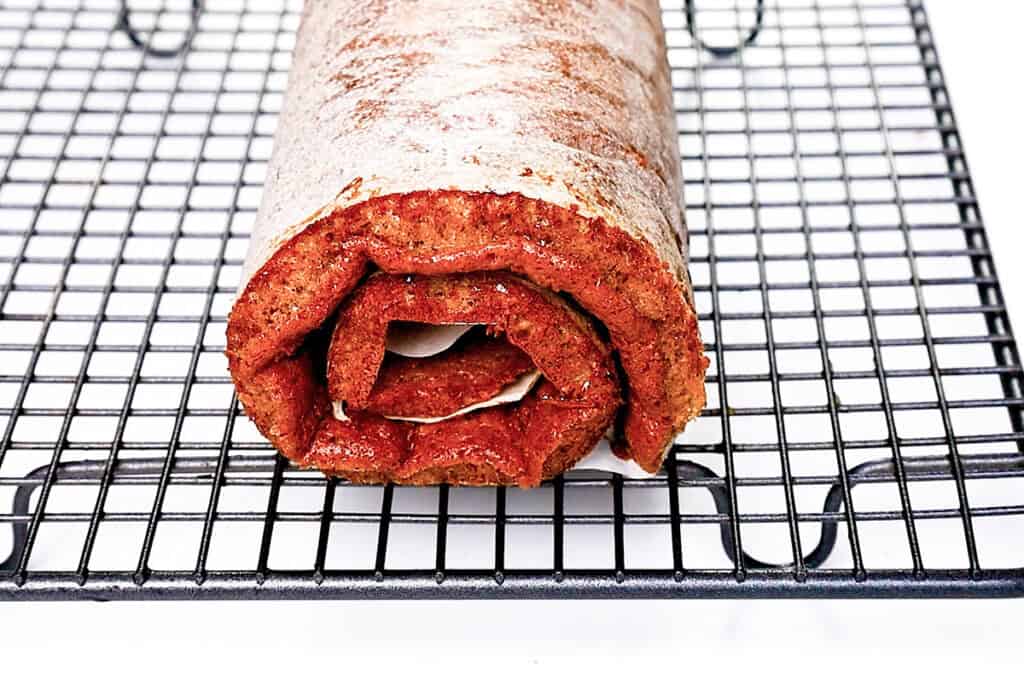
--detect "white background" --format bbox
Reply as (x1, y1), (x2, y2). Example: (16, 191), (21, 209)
(1, 1), (1022, 679)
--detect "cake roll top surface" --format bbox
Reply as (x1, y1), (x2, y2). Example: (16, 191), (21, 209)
(242, 0), (688, 293)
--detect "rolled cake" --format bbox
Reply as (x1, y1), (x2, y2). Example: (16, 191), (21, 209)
(226, 0), (707, 486)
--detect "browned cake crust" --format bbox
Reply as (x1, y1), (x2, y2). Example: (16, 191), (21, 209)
(225, 0), (708, 485)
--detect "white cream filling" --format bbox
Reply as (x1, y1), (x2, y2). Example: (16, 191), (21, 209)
(331, 322), (658, 478)
(385, 322), (479, 358)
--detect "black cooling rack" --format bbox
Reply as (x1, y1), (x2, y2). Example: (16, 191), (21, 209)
(0, 0), (1022, 600)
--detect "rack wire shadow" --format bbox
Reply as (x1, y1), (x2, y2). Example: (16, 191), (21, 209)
(0, 0), (1022, 598)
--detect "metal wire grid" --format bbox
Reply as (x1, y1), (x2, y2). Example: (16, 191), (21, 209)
(0, 0), (1021, 599)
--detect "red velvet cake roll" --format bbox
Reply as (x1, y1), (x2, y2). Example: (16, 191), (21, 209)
(226, 0), (707, 486)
